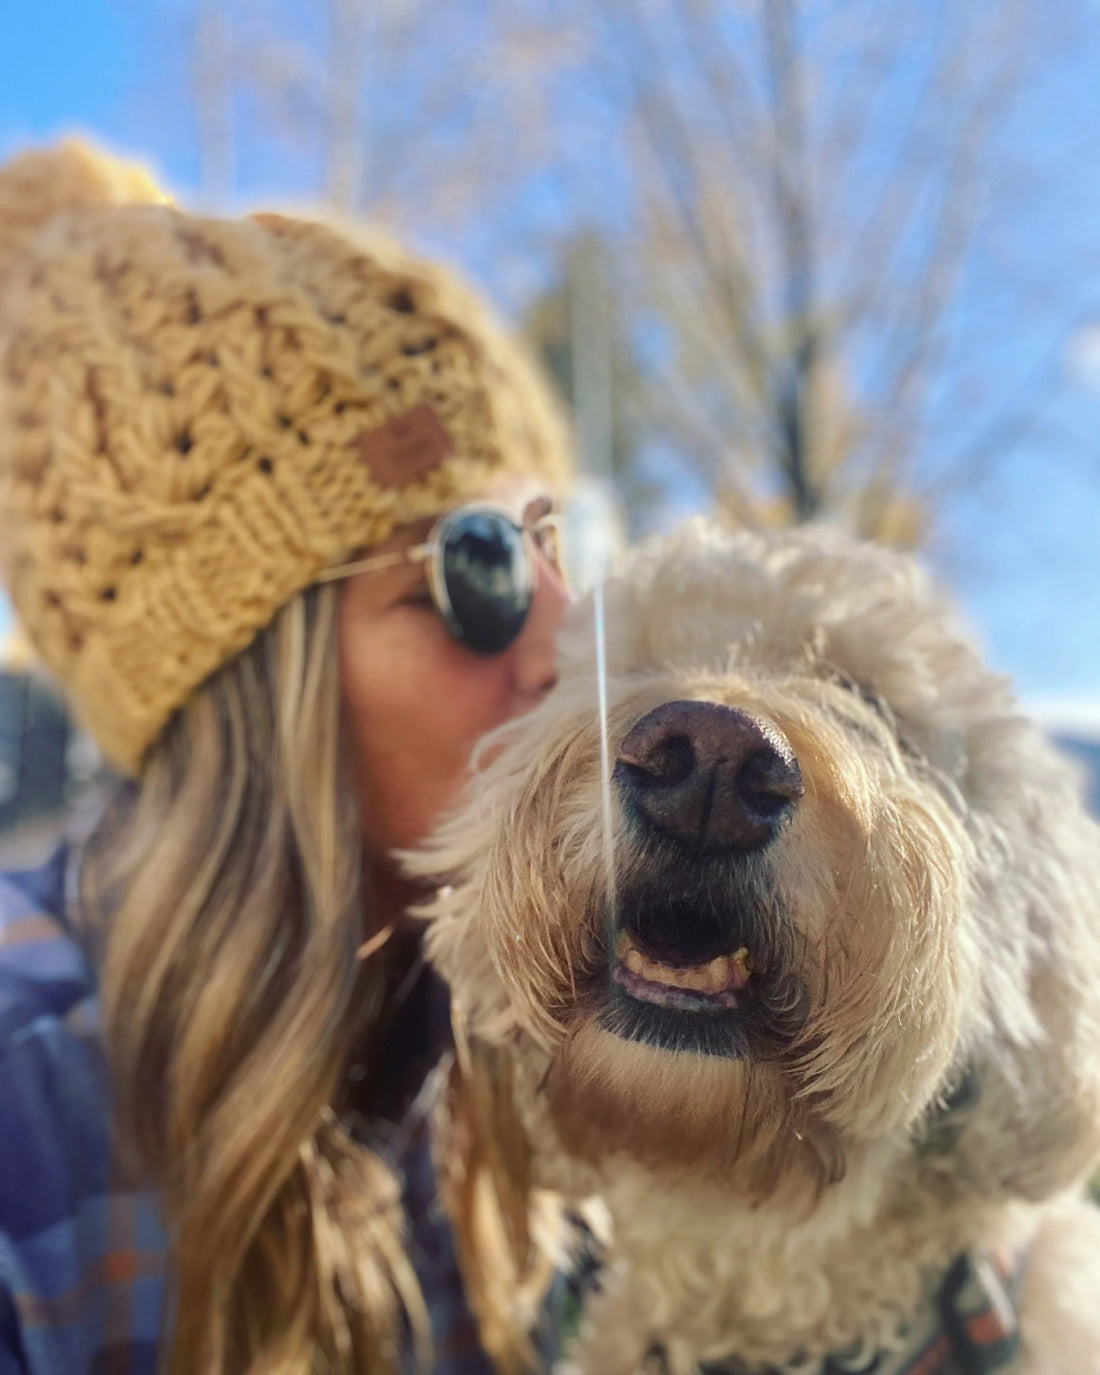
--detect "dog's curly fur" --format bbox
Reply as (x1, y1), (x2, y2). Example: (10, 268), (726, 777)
(411, 521), (1100, 1374)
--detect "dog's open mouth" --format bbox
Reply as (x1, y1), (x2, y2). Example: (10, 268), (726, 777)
(612, 936), (752, 1014)
(594, 881), (808, 1059)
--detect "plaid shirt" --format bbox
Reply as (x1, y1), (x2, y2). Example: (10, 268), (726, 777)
(0, 846), (506, 1375)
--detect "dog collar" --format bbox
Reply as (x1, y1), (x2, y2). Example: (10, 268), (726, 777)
(693, 1250), (1023, 1375)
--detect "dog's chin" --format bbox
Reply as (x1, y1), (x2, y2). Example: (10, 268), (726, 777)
(546, 1015), (839, 1190)
(592, 884), (810, 1061)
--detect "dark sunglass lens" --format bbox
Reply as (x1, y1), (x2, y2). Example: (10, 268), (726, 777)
(441, 512), (532, 654)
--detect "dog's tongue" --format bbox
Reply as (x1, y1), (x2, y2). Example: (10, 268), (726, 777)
(617, 938), (751, 996)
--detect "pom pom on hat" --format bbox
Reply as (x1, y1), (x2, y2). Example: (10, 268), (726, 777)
(0, 140), (168, 298)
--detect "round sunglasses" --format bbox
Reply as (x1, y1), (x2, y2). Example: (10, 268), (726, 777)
(316, 501), (562, 655)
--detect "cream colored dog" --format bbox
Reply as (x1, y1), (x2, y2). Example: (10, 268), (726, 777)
(414, 521), (1100, 1375)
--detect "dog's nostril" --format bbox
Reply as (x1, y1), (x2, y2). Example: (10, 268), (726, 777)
(737, 749), (804, 819)
(615, 700), (802, 853)
(618, 733), (695, 788)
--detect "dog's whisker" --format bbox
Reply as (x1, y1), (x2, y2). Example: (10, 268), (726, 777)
(594, 578), (618, 924)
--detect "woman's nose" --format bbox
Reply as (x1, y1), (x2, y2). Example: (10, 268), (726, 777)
(511, 554), (571, 697)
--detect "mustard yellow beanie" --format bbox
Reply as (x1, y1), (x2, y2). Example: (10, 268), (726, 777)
(0, 141), (571, 775)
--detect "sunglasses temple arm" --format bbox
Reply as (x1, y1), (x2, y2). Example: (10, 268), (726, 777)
(314, 543), (434, 584)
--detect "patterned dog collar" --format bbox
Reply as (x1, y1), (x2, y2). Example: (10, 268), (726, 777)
(691, 1250), (1023, 1375)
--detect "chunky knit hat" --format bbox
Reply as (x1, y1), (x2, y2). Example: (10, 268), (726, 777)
(0, 141), (570, 774)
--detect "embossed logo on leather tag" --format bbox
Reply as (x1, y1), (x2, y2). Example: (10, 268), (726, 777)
(356, 404), (454, 487)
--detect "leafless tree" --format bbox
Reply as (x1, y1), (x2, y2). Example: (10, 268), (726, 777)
(188, 0), (580, 239)
(556, 0), (1091, 545)
(182, 0), (1093, 547)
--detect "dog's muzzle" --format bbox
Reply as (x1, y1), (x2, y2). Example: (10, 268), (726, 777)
(596, 701), (809, 1058)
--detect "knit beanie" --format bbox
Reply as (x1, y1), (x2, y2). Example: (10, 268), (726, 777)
(0, 141), (571, 775)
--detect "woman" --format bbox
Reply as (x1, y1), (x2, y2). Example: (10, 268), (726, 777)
(0, 141), (572, 1375)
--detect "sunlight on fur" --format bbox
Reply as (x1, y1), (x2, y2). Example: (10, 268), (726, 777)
(410, 521), (1100, 1374)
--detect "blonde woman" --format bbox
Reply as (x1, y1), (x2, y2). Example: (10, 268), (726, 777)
(0, 142), (573, 1375)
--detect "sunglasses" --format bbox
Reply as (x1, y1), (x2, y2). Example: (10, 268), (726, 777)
(316, 500), (562, 655)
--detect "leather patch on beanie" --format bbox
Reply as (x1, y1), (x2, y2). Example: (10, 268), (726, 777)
(355, 404), (455, 487)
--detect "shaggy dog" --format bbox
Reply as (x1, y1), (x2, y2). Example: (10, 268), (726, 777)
(412, 521), (1100, 1375)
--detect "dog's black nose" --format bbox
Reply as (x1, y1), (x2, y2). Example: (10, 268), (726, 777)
(614, 701), (803, 853)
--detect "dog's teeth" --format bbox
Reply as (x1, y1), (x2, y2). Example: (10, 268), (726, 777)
(623, 944), (649, 977)
(729, 948), (751, 990)
(640, 951), (677, 984)
(617, 939), (754, 997)
(696, 956), (729, 993)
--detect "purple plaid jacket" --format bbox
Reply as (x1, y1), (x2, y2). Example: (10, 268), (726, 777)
(0, 847), (507, 1375)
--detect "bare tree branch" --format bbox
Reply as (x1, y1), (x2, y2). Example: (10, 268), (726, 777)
(177, 0), (1087, 550)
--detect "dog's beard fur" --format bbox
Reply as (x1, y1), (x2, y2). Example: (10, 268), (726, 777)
(410, 522), (1100, 1369)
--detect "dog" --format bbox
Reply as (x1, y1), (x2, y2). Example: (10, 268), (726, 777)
(412, 520), (1100, 1375)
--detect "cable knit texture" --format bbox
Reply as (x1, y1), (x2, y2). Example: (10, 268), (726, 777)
(0, 141), (570, 774)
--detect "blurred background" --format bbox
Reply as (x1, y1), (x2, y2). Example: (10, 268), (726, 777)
(1, 0), (1100, 860)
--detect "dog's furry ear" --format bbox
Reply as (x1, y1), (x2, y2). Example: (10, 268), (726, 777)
(936, 1055), (1100, 1206)
(960, 981), (1100, 1202)
(948, 728), (1100, 1201)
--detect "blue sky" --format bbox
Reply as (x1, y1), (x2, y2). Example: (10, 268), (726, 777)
(0, 3), (131, 139)
(2, 0), (1099, 717)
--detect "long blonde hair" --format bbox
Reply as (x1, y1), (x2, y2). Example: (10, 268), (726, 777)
(79, 584), (429, 1375)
